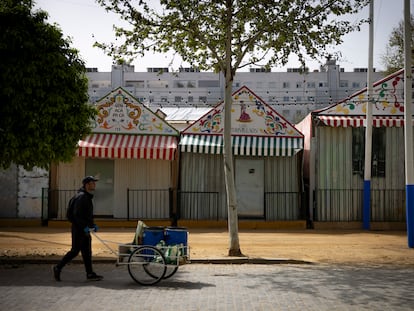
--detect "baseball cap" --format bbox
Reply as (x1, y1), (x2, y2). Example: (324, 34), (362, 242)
(82, 176), (99, 185)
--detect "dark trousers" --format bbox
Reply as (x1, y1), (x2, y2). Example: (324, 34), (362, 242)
(57, 225), (93, 275)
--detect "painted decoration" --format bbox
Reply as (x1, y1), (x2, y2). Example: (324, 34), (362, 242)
(183, 86), (303, 138)
(92, 87), (178, 135)
(323, 70), (409, 116)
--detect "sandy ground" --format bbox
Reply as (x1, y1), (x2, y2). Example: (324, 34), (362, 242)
(1, 227), (414, 267)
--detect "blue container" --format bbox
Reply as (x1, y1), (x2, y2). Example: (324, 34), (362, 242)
(165, 227), (188, 254)
(142, 226), (165, 246)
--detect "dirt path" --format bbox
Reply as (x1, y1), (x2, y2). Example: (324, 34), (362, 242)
(1, 227), (413, 266)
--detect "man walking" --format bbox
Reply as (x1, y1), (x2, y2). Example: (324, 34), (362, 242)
(53, 176), (103, 281)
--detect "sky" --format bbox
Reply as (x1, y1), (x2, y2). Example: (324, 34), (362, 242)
(34, 0), (412, 73)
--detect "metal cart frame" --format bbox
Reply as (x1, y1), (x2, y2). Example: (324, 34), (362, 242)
(91, 231), (190, 285)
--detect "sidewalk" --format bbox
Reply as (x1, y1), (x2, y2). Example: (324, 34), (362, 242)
(1, 226), (413, 266)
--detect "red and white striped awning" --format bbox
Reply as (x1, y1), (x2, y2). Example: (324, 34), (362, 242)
(317, 115), (408, 127)
(77, 134), (178, 160)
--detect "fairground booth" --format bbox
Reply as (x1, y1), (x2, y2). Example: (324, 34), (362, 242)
(47, 87), (179, 222)
(296, 68), (414, 229)
(178, 86), (305, 225)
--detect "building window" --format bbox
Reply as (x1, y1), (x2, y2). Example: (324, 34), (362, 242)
(352, 82), (360, 88)
(173, 80), (197, 88)
(307, 82), (316, 88)
(283, 96), (290, 102)
(173, 81), (186, 88)
(296, 82), (302, 88)
(125, 80), (145, 88)
(148, 80), (168, 88)
(318, 82), (327, 88)
(352, 127), (386, 177)
(199, 96), (207, 102)
(179, 67), (200, 72)
(340, 80), (349, 88)
(188, 96), (194, 102)
(147, 67), (169, 73)
(174, 96), (182, 102)
(282, 82), (290, 88)
(187, 81), (196, 88)
(199, 80), (220, 87)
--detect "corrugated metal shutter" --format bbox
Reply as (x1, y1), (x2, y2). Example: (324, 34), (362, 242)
(114, 159), (172, 219)
(179, 153), (227, 220)
(315, 127), (362, 221)
(179, 153), (303, 221)
(264, 157), (302, 220)
(315, 126), (409, 222)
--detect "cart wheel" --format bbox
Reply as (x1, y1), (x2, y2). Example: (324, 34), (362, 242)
(163, 266), (179, 279)
(128, 246), (166, 285)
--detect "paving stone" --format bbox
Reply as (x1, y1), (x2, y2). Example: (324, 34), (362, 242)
(0, 263), (414, 310)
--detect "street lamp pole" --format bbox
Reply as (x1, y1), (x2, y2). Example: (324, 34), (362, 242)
(403, 0), (414, 247)
(363, 0), (374, 230)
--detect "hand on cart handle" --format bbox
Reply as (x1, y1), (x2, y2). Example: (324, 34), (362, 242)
(84, 224), (99, 234)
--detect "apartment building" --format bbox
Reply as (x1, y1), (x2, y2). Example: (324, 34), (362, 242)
(86, 59), (384, 124)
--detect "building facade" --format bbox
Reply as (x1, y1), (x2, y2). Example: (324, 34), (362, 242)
(87, 60), (384, 124)
(1, 59), (386, 222)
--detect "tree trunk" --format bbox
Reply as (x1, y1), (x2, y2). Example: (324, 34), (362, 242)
(223, 0), (242, 257)
(223, 80), (242, 256)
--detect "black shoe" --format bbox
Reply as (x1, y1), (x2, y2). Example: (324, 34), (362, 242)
(86, 272), (103, 281)
(53, 266), (61, 281)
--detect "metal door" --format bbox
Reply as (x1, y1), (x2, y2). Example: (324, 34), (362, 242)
(235, 159), (264, 218)
(85, 159), (114, 217)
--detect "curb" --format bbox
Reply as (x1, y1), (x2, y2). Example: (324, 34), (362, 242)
(189, 258), (313, 265)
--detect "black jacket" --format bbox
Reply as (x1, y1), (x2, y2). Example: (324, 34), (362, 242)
(72, 187), (94, 230)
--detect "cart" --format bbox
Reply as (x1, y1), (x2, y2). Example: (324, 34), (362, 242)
(91, 228), (190, 286)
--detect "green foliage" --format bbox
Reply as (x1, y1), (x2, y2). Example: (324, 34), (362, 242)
(96, 0), (369, 78)
(381, 15), (414, 76)
(0, 0), (97, 170)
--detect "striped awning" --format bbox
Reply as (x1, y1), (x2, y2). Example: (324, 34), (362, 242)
(316, 115), (410, 127)
(180, 134), (303, 156)
(77, 134), (178, 160)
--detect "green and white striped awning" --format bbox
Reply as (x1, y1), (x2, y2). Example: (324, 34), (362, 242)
(180, 134), (303, 156)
